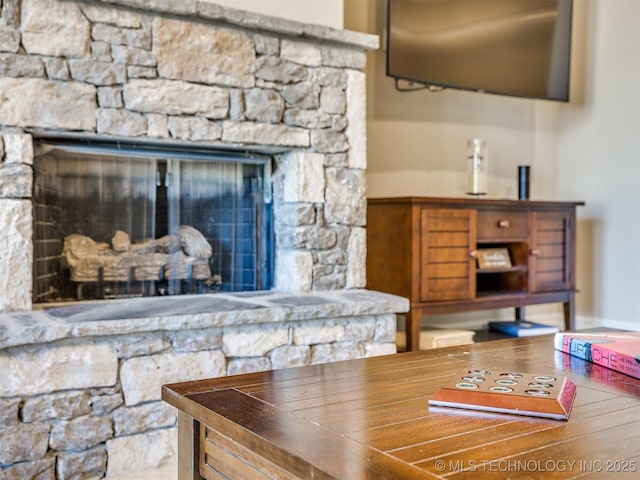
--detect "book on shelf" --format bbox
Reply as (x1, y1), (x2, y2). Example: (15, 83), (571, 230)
(488, 320), (559, 337)
(554, 330), (640, 380)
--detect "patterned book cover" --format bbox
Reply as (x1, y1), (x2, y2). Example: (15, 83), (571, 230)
(554, 331), (640, 380)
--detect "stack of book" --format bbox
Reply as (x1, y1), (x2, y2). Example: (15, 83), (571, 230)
(554, 330), (640, 380)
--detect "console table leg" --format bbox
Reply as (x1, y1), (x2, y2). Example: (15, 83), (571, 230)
(515, 306), (525, 321)
(563, 293), (575, 331)
(405, 309), (422, 351)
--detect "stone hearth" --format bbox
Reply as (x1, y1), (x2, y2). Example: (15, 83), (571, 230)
(0, 1), (409, 478)
(0, 289), (405, 477)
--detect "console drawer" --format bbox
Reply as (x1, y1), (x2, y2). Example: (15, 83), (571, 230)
(477, 210), (528, 240)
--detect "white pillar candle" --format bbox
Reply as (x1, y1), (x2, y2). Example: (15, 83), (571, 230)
(466, 138), (487, 195)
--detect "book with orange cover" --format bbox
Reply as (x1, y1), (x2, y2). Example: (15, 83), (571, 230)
(554, 330), (640, 380)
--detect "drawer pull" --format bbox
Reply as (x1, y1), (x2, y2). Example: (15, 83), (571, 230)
(498, 220), (510, 228)
(530, 249), (540, 256)
(469, 250), (478, 258)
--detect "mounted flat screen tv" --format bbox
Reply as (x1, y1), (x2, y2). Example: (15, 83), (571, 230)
(386, 0), (573, 101)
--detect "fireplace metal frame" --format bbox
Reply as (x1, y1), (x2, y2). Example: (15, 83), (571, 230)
(32, 135), (275, 304)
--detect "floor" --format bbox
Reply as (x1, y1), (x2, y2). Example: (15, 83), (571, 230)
(107, 463), (177, 480)
(394, 315), (567, 352)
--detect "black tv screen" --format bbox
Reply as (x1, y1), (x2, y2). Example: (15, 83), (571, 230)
(386, 0), (573, 101)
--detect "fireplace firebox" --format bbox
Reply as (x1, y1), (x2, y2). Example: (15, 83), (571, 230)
(32, 138), (273, 303)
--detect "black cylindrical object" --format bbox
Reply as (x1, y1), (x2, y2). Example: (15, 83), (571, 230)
(518, 165), (530, 200)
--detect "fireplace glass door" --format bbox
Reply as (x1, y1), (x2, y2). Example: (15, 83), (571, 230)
(32, 139), (272, 303)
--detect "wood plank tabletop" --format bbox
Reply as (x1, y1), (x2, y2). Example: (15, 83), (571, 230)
(162, 335), (640, 479)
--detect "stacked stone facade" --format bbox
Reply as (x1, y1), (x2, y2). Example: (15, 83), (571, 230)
(0, 1), (404, 478)
(0, 0), (378, 312)
(0, 291), (401, 478)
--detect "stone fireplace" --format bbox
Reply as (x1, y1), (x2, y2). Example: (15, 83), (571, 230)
(0, 1), (408, 478)
(0, 0), (379, 311)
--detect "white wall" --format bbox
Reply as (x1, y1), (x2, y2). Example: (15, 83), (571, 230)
(558, 0), (640, 330)
(208, 0), (344, 29)
(346, 0), (640, 331)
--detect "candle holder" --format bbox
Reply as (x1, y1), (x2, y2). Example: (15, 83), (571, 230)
(466, 138), (487, 195)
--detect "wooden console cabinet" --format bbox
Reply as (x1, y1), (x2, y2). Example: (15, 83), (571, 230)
(367, 197), (584, 351)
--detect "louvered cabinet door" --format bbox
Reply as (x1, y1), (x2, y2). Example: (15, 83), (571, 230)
(529, 210), (575, 292)
(420, 208), (476, 302)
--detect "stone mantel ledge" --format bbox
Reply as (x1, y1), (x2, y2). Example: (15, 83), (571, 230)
(93, 0), (380, 50)
(0, 290), (408, 350)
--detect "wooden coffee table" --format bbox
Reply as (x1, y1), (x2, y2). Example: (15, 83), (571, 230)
(162, 335), (640, 479)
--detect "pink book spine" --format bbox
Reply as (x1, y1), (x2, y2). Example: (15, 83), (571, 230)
(555, 334), (640, 380)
